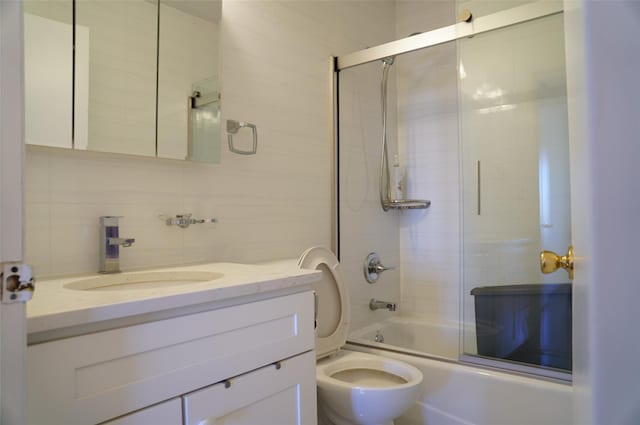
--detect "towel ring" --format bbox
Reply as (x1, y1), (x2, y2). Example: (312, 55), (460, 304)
(227, 119), (257, 155)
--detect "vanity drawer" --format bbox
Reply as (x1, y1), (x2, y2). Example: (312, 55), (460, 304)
(101, 398), (182, 425)
(183, 350), (317, 425)
(27, 291), (314, 425)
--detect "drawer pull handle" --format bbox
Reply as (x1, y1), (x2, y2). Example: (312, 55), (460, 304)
(224, 379), (232, 389)
(274, 361), (282, 370)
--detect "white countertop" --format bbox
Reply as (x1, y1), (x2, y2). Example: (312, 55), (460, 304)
(28, 260), (320, 336)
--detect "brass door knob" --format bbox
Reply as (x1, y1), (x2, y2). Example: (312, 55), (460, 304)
(540, 245), (574, 280)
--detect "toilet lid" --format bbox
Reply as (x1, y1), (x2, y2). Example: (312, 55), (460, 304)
(298, 246), (350, 359)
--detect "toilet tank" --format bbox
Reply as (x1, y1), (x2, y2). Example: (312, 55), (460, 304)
(470, 283), (572, 371)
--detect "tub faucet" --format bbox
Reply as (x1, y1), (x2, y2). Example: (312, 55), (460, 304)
(369, 298), (397, 311)
(99, 216), (135, 274)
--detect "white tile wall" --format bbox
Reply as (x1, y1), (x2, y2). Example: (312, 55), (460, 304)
(338, 1), (461, 334)
(25, 0), (397, 278)
(395, 1), (460, 327)
(338, 57), (400, 331)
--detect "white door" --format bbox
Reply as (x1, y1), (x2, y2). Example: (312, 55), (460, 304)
(0, 0), (28, 424)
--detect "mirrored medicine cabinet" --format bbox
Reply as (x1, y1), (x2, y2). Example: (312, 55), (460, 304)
(24, 0), (222, 163)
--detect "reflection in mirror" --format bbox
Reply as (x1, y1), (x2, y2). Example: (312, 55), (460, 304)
(24, 1), (73, 148)
(157, 0), (221, 163)
(24, 0), (221, 163)
(75, 0), (158, 157)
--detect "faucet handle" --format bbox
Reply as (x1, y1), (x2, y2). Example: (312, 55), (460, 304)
(372, 263), (395, 273)
(108, 237), (135, 247)
(121, 238), (135, 247)
(160, 213), (218, 228)
(364, 252), (395, 283)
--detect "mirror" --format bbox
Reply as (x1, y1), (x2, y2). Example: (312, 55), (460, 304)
(157, 0), (222, 163)
(75, 0), (158, 156)
(24, 1), (73, 149)
(23, 0), (222, 163)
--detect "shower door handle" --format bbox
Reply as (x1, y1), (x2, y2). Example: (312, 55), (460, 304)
(476, 160), (481, 215)
(540, 245), (574, 280)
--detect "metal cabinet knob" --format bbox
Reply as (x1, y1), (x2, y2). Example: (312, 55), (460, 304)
(540, 245), (574, 280)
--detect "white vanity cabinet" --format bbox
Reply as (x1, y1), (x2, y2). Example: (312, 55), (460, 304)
(27, 291), (316, 425)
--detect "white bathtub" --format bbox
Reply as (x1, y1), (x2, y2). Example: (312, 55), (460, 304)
(347, 318), (573, 425)
(350, 317), (460, 360)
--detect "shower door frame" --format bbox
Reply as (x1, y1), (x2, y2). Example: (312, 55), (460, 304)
(335, 1), (563, 71)
(331, 0), (564, 254)
(330, 0), (571, 382)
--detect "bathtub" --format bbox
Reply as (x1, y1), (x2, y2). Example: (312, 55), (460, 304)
(350, 317), (460, 360)
(347, 317), (573, 425)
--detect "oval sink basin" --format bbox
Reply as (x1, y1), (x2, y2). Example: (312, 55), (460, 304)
(64, 271), (224, 291)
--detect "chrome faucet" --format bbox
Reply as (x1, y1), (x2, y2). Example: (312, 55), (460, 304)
(99, 216), (135, 273)
(369, 298), (397, 311)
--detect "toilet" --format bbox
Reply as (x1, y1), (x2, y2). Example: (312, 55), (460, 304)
(298, 246), (423, 425)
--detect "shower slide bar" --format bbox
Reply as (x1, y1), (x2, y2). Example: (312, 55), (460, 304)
(336, 0), (563, 71)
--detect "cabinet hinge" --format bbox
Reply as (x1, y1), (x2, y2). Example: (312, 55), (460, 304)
(1, 263), (35, 303)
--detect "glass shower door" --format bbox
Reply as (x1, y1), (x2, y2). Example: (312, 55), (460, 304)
(459, 12), (572, 375)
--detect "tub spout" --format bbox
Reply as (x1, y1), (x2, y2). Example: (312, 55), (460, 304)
(369, 298), (397, 311)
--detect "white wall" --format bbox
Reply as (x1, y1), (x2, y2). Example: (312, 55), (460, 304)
(338, 58), (400, 332)
(25, 0), (396, 278)
(565, 1), (640, 423)
(395, 1), (459, 329)
(337, 1), (462, 335)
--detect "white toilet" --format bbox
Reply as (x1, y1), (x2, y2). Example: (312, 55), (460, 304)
(298, 246), (423, 425)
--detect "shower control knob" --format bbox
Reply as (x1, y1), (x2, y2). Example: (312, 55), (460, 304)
(364, 252), (395, 284)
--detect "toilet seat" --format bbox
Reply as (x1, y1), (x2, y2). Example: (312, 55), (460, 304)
(298, 246), (350, 359)
(315, 351), (423, 425)
(316, 351), (422, 390)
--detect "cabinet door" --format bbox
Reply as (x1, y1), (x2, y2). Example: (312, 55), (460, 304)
(183, 351), (317, 425)
(28, 292), (314, 425)
(102, 398), (182, 425)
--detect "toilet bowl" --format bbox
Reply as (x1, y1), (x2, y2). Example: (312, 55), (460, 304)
(299, 246), (423, 425)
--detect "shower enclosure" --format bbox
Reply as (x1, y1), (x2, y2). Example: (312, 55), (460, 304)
(334, 0), (571, 380)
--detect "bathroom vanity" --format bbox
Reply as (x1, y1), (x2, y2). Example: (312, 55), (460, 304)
(26, 262), (319, 425)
